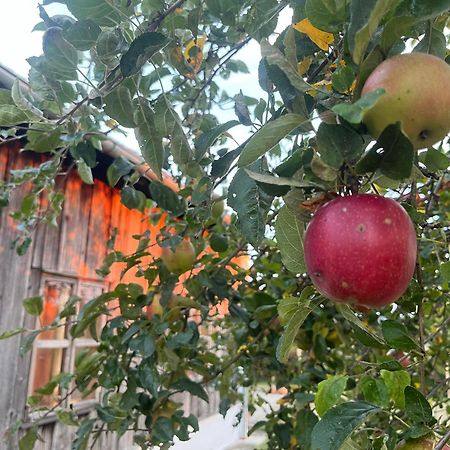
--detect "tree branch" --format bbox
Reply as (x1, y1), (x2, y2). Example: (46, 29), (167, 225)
(435, 429), (450, 450)
(148, 0), (188, 32)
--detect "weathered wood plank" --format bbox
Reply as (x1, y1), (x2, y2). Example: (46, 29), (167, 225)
(39, 175), (67, 272)
(0, 150), (39, 450)
(57, 173), (93, 275)
(84, 180), (113, 278)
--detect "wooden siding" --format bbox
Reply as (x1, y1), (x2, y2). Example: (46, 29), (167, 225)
(0, 144), (219, 450)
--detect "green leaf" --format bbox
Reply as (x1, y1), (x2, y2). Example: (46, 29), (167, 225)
(337, 304), (386, 348)
(348, 0), (401, 65)
(0, 88), (14, 105)
(305, 0), (348, 32)
(296, 410), (318, 449)
(359, 375), (390, 407)
(228, 160), (274, 248)
(404, 386), (435, 426)
(380, 369), (410, 409)
(311, 401), (380, 450)
(422, 148), (450, 172)
(11, 80), (44, 121)
(72, 418), (95, 450)
(0, 327), (27, 340)
(332, 65), (355, 94)
(154, 97), (193, 169)
(70, 141), (97, 168)
(315, 375), (349, 416)
(19, 428), (38, 450)
(134, 101), (164, 179)
(129, 334), (156, 357)
(316, 123), (365, 169)
(120, 186), (146, 211)
(170, 377), (209, 403)
(195, 120), (240, 160)
(278, 287), (315, 325)
(0, 105), (29, 126)
(20, 330), (42, 356)
(260, 40), (313, 95)
(96, 29), (126, 63)
(76, 159), (94, 185)
(64, 19), (101, 51)
(23, 296), (43, 316)
(152, 416), (174, 442)
(381, 16), (416, 54)
(234, 91), (253, 126)
(275, 205), (306, 274)
(149, 181), (185, 216)
(332, 88), (385, 124)
(120, 32), (170, 77)
(238, 114), (305, 167)
(24, 125), (63, 153)
(245, 169), (324, 190)
(106, 156), (133, 187)
(42, 27), (78, 80)
(104, 86), (136, 128)
(356, 123), (414, 180)
(381, 320), (420, 352)
(65, 0), (122, 27)
(378, 360), (403, 371)
(440, 261), (450, 289)
(276, 293), (313, 363)
(413, 26), (446, 59)
(408, 0), (450, 21)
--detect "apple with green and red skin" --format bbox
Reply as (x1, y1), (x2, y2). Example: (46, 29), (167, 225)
(160, 238), (196, 273)
(304, 194), (417, 309)
(362, 52), (450, 149)
(396, 437), (450, 450)
(145, 294), (182, 320)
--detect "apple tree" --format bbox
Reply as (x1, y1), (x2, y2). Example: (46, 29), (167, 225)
(1, 0), (450, 449)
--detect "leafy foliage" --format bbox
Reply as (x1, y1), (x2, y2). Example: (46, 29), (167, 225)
(0, 0), (449, 449)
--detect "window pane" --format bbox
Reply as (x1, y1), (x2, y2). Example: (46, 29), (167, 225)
(31, 347), (66, 406)
(38, 281), (72, 340)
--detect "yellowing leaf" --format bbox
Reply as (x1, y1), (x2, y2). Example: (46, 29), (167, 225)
(184, 36), (206, 77)
(307, 79), (333, 97)
(293, 19), (334, 51)
(297, 56), (313, 75)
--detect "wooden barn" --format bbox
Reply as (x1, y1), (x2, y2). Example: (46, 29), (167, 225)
(0, 65), (223, 450)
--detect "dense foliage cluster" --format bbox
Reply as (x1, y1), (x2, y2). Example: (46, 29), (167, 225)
(0, 0), (449, 449)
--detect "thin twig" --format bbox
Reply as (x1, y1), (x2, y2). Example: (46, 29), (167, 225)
(184, 36), (252, 119)
(56, 97), (88, 125)
(148, 0), (188, 32)
(435, 429), (450, 450)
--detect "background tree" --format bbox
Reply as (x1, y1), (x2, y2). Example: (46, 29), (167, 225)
(0, 0), (449, 449)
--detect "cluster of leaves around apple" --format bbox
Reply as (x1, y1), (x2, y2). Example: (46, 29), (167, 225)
(0, 0), (450, 449)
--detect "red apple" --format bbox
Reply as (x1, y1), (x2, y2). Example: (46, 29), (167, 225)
(304, 194), (417, 309)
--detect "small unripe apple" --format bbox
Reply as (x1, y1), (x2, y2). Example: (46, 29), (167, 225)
(145, 293), (164, 318)
(211, 198), (225, 218)
(395, 438), (434, 450)
(361, 52), (450, 149)
(304, 194), (417, 309)
(160, 238), (196, 273)
(145, 294), (182, 320)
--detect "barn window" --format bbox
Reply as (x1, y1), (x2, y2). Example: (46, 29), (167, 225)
(29, 276), (106, 408)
